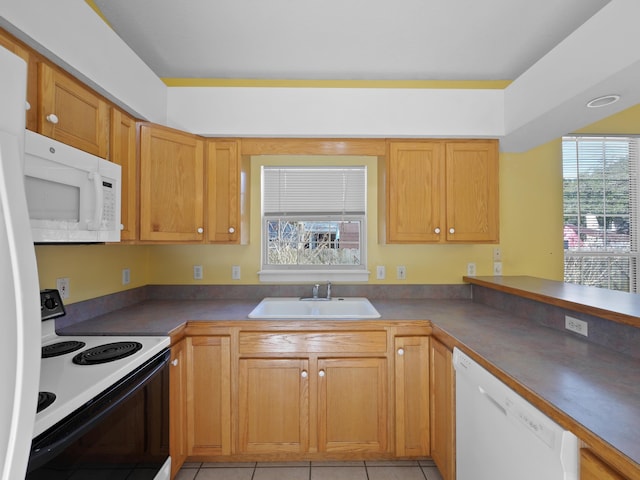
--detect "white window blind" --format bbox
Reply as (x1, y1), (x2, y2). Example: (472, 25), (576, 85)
(262, 166), (366, 216)
(562, 136), (638, 292)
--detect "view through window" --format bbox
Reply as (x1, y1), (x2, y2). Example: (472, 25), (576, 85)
(562, 136), (638, 292)
(262, 166), (366, 273)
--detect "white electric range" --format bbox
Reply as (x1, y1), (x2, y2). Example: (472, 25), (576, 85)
(29, 290), (171, 480)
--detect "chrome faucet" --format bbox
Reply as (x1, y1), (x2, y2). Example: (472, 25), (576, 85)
(326, 282), (332, 300)
(312, 284), (320, 299)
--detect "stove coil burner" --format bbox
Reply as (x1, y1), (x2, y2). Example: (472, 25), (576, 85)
(37, 392), (56, 413)
(42, 340), (86, 358)
(72, 341), (143, 365)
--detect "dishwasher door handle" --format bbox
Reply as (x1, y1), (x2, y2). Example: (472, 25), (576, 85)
(478, 386), (507, 415)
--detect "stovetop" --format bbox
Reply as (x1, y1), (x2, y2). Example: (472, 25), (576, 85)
(35, 318), (169, 438)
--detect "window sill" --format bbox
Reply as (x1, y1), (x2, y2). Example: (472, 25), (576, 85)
(258, 269), (371, 283)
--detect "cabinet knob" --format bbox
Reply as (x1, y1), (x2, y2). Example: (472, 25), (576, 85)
(120, 224), (125, 231)
(318, 369), (326, 377)
(171, 359), (179, 367)
(434, 228), (441, 234)
(197, 227), (204, 234)
(46, 113), (59, 124)
(228, 227), (235, 234)
(397, 348), (405, 356)
(301, 370), (308, 378)
(25, 101), (31, 111)
(449, 228), (455, 234)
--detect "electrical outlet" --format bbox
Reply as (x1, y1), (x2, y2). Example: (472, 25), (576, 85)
(232, 265), (241, 280)
(493, 261), (502, 275)
(467, 262), (476, 276)
(396, 265), (406, 280)
(565, 316), (588, 336)
(493, 247), (502, 261)
(193, 265), (203, 280)
(122, 268), (130, 285)
(56, 277), (70, 299)
(376, 266), (386, 280)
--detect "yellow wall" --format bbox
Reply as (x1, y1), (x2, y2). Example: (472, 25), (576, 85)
(37, 103), (640, 303)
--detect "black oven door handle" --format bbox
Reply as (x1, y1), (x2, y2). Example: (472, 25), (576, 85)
(28, 348), (170, 473)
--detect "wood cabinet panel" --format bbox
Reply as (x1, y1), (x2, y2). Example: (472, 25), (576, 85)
(395, 336), (430, 457)
(110, 109), (137, 240)
(0, 29), (37, 130)
(206, 140), (242, 243)
(387, 142), (444, 243)
(430, 338), (455, 480)
(139, 124), (205, 242)
(186, 336), (231, 456)
(318, 357), (387, 453)
(170, 340), (188, 477)
(238, 358), (310, 453)
(445, 141), (499, 242)
(581, 448), (628, 480)
(239, 331), (387, 354)
(38, 62), (109, 157)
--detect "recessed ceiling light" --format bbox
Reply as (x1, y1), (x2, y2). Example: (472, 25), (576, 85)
(586, 95), (621, 108)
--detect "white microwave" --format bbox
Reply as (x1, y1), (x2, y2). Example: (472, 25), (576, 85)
(23, 131), (121, 243)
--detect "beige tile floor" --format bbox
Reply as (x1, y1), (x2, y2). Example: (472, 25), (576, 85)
(176, 460), (443, 480)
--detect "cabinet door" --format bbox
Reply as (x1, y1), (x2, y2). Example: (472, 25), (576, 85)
(387, 142), (445, 243)
(186, 336), (231, 456)
(38, 62), (109, 157)
(445, 141), (499, 242)
(581, 449), (627, 480)
(139, 124), (205, 241)
(0, 29), (37, 130)
(170, 340), (188, 477)
(318, 357), (388, 453)
(238, 358), (310, 454)
(395, 336), (430, 457)
(206, 140), (241, 243)
(110, 109), (137, 241)
(430, 339), (455, 480)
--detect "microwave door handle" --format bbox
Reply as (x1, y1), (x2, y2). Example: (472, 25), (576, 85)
(87, 172), (103, 231)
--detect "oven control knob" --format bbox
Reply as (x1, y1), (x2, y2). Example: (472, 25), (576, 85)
(43, 297), (58, 310)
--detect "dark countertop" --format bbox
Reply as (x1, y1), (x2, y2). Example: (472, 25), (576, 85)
(59, 293), (640, 474)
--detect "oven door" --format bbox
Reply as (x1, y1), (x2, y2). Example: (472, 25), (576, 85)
(27, 349), (170, 480)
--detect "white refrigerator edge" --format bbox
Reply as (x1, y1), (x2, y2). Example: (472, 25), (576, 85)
(0, 46), (42, 479)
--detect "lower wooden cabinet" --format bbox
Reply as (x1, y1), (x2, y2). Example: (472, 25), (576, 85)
(430, 338), (455, 480)
(174, 321), (431, 462)
(169, 339), (187, 477)
(186, 336), (231, 456)
(581, 448), (628, 480)
(395, 336), (430, 456)
(238, 358), (310, 454)
(318, 356), (388, 453)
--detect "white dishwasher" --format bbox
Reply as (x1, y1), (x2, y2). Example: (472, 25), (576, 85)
(453, 348), (578, 480)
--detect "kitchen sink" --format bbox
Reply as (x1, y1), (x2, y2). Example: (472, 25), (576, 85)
(248, 297), (381, 319)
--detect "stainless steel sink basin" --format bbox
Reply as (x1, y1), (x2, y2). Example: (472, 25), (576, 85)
(248, 297), (381, 319)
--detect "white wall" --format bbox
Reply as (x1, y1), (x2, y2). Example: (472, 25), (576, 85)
(0, 0), (167, 123)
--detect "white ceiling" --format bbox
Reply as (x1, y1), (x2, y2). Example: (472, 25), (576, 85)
(93, 0), (609, 82)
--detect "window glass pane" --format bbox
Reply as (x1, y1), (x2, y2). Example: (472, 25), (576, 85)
(266, 218), (362, 266)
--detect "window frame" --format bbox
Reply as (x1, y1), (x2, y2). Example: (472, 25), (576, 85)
(258, 165), (370, 283)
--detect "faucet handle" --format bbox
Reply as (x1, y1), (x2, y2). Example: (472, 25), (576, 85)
(326, 282), (332, 300)
(312, 284), (320, 298)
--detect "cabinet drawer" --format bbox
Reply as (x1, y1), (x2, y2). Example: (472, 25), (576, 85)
(239, 331), (387, 354)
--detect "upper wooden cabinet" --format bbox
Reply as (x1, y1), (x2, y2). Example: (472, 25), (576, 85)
(206, 140), (248, 244)
(38, 62), (109, 158)
(0, 29), (37, 130)
(384, 140), (499, 243)
(139, 123), (205, 242)
(110, 109), (137, 241)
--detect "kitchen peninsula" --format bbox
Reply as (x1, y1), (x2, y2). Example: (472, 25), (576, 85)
(58, 276), (640, 479)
